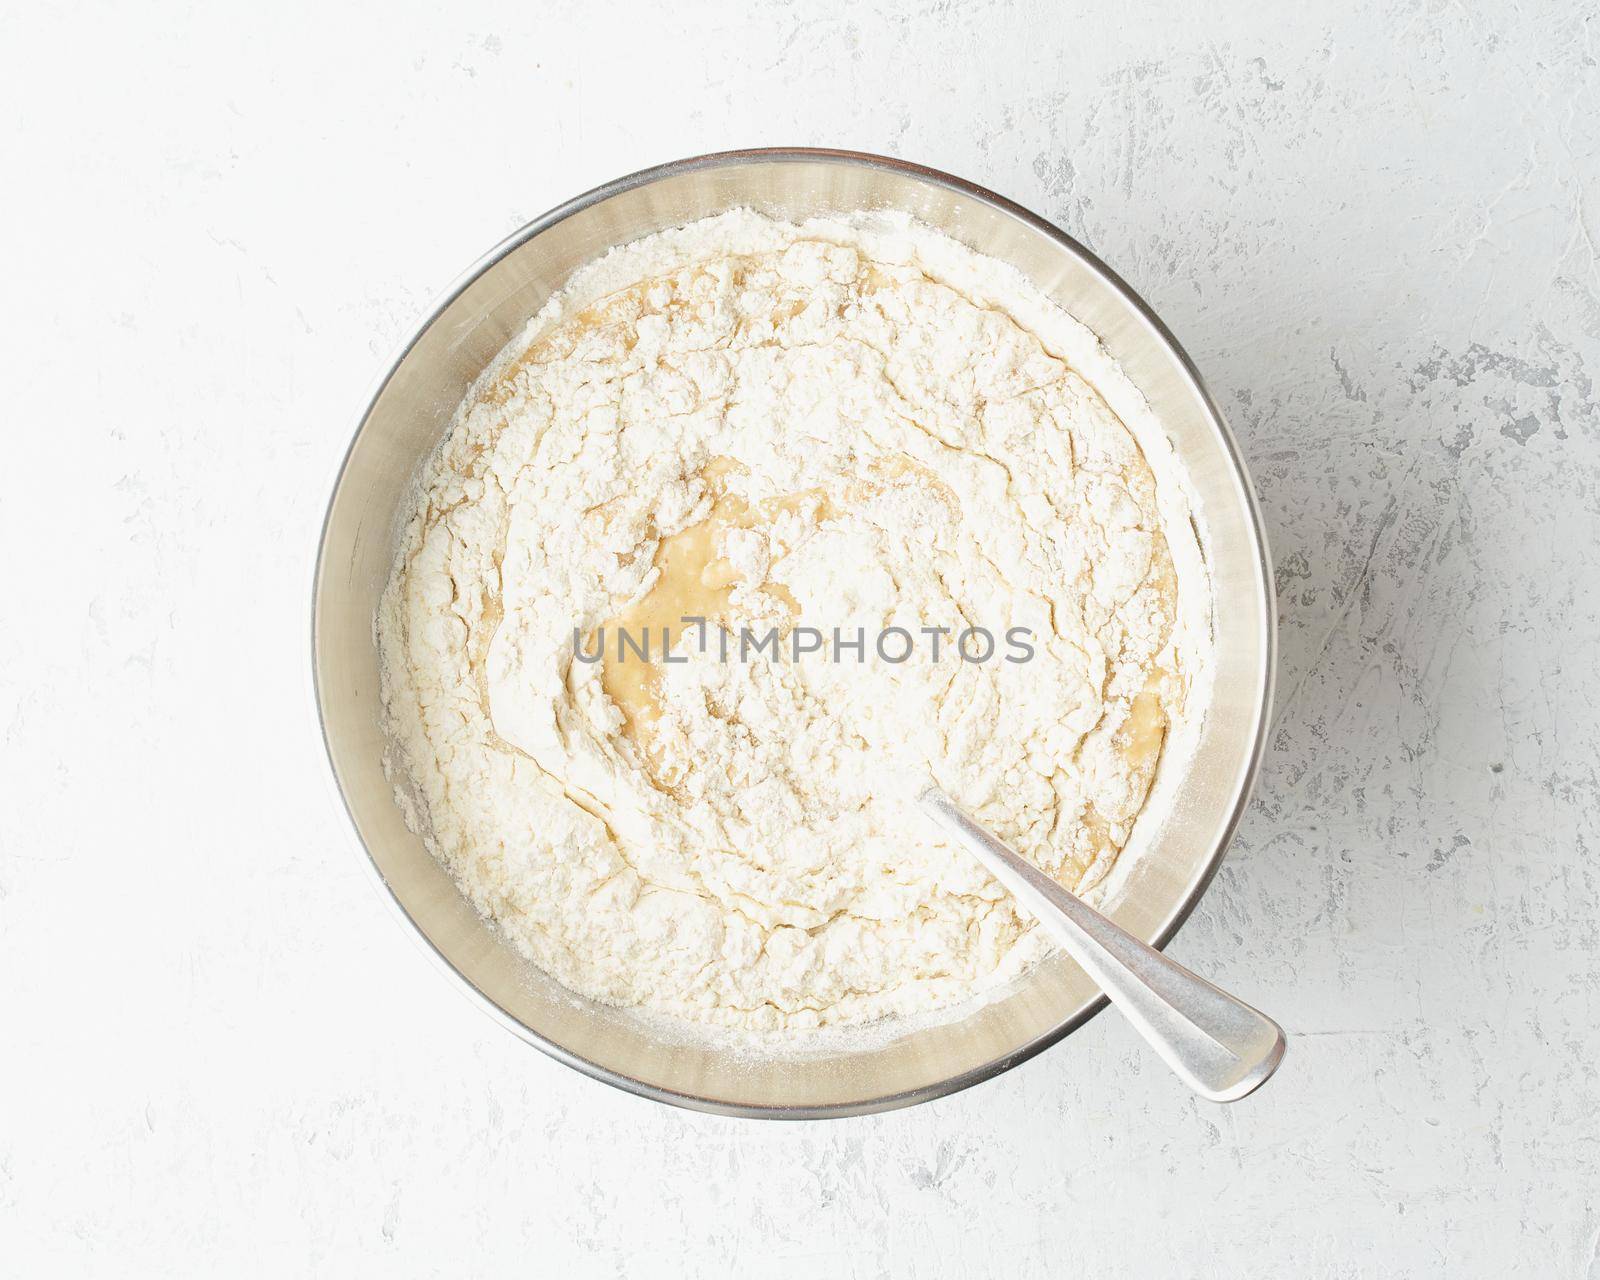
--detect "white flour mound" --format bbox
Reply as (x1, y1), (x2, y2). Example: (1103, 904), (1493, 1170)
(378, 210), (1210, 1032)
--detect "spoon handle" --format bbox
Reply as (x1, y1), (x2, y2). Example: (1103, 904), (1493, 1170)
(918, 786), (1285, 1103)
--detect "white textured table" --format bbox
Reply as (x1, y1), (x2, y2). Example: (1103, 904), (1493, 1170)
(5, 2), (1597, 1275)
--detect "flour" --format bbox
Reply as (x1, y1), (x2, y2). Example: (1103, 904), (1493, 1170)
(377, 210), (1210, 1032)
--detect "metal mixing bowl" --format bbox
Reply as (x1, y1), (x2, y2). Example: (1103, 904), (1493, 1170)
(311, 149), (1275, 1117)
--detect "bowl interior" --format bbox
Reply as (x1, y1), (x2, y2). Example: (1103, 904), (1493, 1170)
(313, 152), (1272, 1116)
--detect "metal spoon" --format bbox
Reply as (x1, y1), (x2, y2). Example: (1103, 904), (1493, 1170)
(918, 785), (1285, 1102)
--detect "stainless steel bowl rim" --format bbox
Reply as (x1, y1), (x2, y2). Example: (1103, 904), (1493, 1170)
(311, 147), (1277, 1119)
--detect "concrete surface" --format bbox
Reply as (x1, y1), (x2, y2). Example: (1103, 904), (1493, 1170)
(3, 0), (1598, 1275)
